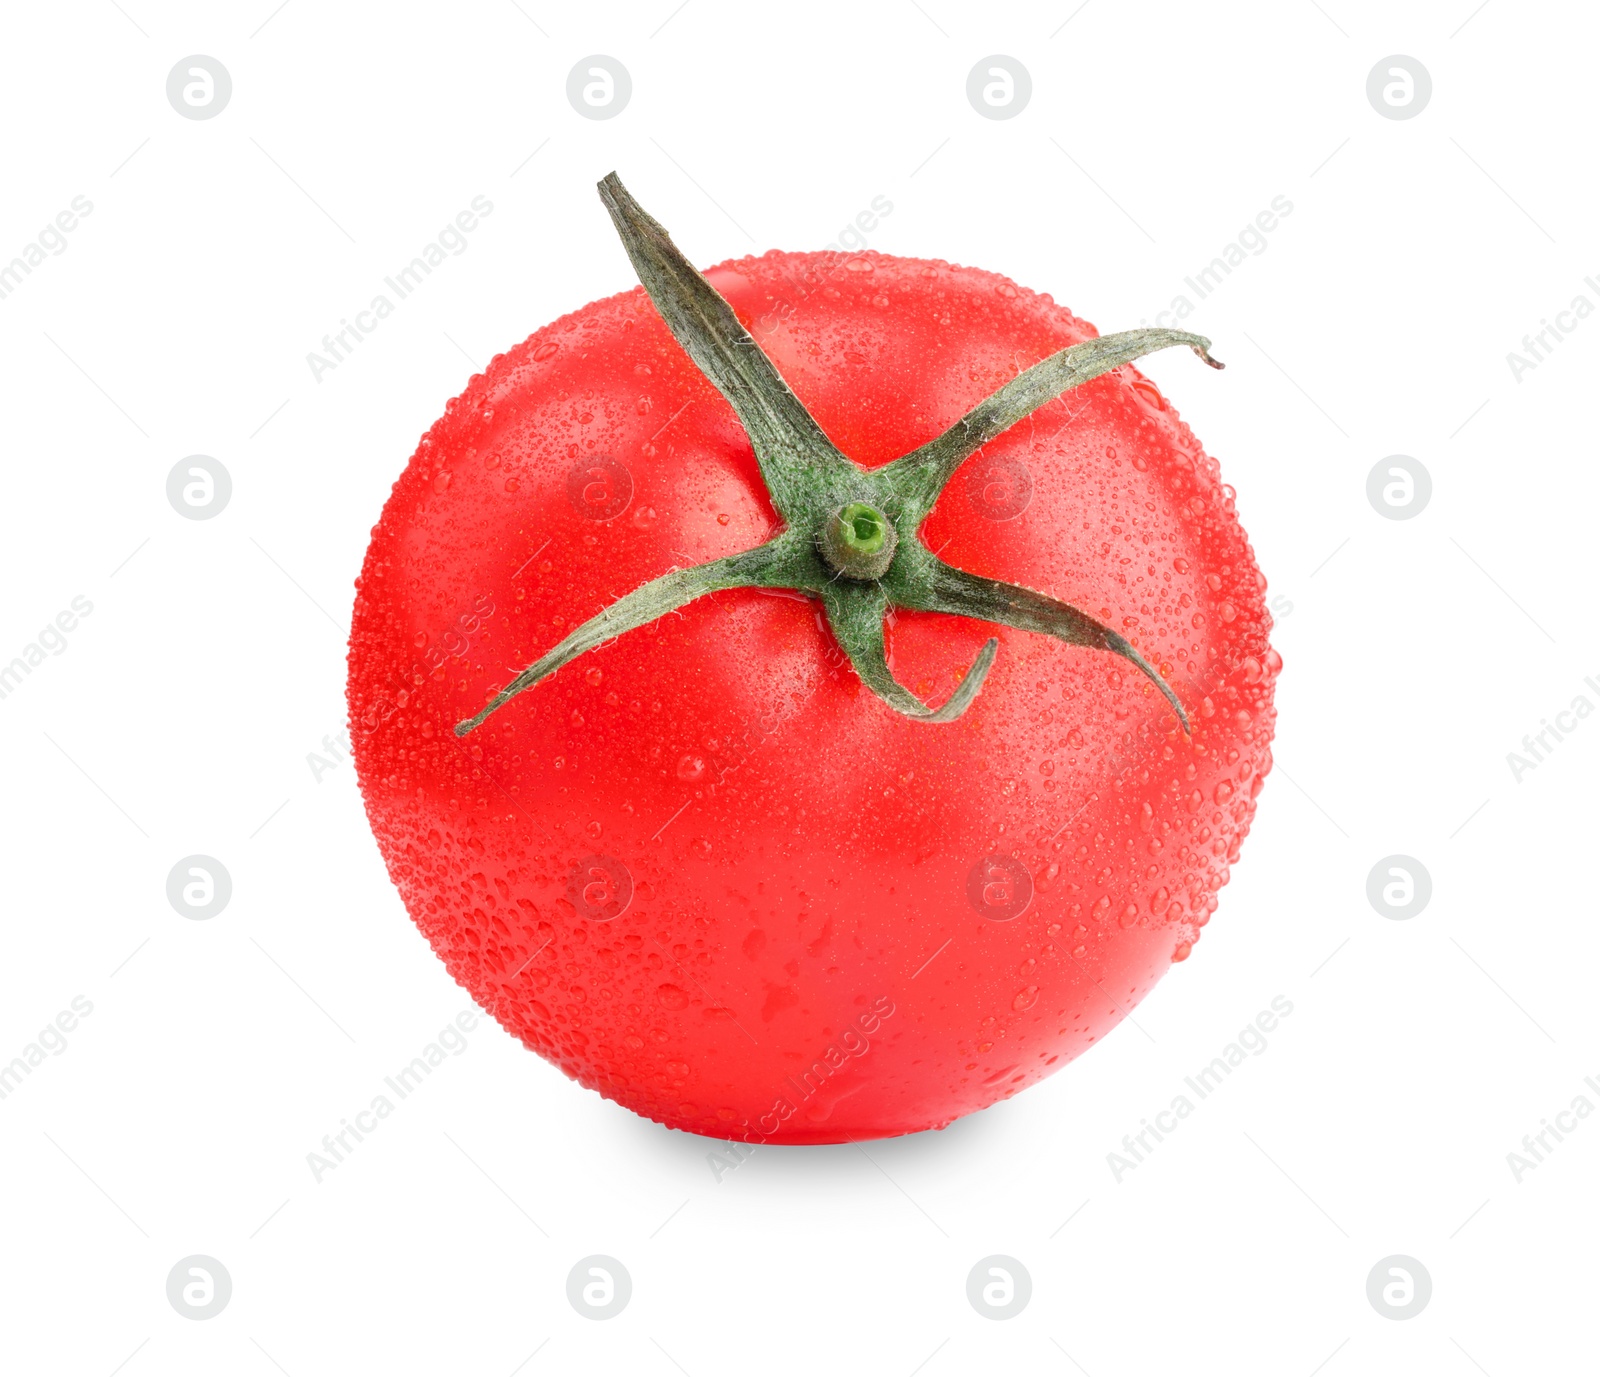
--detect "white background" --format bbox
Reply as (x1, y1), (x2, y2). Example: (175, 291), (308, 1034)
(2, 1), (1595, 1372)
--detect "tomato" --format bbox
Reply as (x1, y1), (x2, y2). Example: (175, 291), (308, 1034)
(347, 177), (1278, 1144)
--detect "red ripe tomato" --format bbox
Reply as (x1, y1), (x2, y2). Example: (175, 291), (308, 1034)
(348, 186), (1278, 1144)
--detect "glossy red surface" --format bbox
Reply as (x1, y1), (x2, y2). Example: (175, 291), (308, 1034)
(347, 249), (1278, 1142)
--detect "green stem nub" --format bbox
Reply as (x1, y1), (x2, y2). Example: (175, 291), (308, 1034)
(820, 502), (897, 580)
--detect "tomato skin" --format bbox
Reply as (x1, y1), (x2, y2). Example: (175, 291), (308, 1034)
(347, 249), (1278, 1143)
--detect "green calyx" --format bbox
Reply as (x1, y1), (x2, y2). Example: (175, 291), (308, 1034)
(455, 172), (1222, 739)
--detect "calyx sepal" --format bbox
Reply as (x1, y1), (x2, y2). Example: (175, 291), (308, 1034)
(456, 173), (1217, 738)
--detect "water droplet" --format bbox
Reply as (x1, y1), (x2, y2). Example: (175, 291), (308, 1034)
(676, 753), (705, 781)
(657, 983), (689, 1010)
